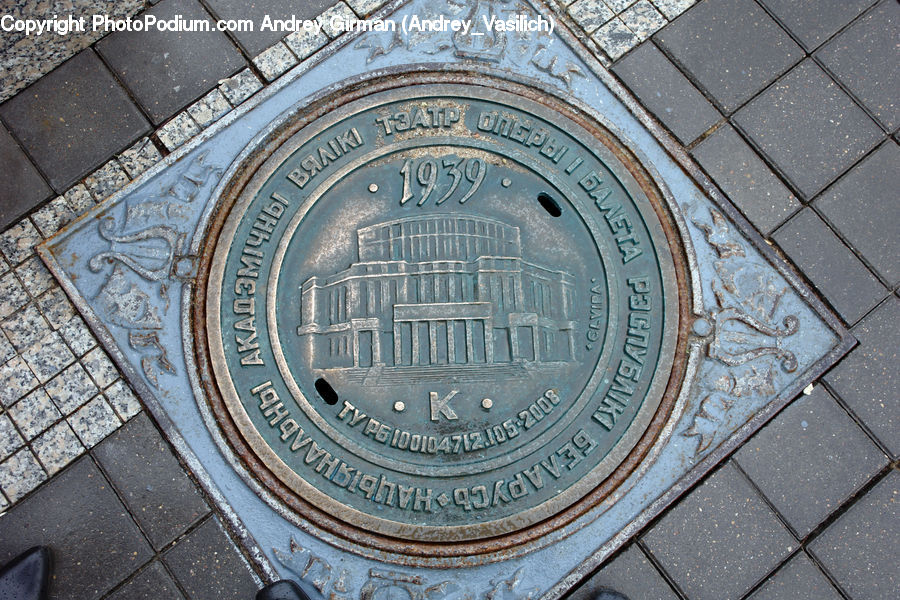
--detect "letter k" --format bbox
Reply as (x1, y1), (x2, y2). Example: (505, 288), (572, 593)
(430, 390), (459, 421)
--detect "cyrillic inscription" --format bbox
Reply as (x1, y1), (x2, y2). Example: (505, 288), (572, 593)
(206, 84), (678, 541)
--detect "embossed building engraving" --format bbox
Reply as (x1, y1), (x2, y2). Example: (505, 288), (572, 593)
(297, 215), (576, 382)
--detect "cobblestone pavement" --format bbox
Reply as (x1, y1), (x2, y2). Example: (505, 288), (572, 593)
(0, 0), (896, 598)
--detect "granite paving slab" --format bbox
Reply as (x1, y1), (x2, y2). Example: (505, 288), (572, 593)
(0, 457), (153, 600)
(815, 141), (900, 287)
(692, 124), (800, 235)
(809, 471), (900, 599)
(734, 385), (888, 537)
(773, 208), (885, 324)
(0, 50), (150, 193)
(163, 517), (260, 600)
(204, 0), (340, 56)
(824, 296), (900, 457)
(93, 413), (210, 550)
(757, 0), (876, 51)
(95, 0), (247, 125)
(747, 552), (842, 600)
(816, 0), (899, 131)
(654, 0), (802, 113)
(612, 41), (720, 144)
(0, 125), (52, 232)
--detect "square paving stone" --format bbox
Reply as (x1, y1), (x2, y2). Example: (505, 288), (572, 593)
(204, 0), (337, 56)
(642, 462), (796, 600)
(107, 561), (185, 600)
(569, 544), (679, 600)
(817, 0), (899, 131)
(734, 386), (888, 537)
(0, 456), (153, 600)
(757, 0), (875, 51)
(692, 124), (800, 234)
(748, 552), (842, 600)
(654, 0), (803, 113)
(163, 517), (259, 600)
(0, 50), (150, 193)
(96, 0), (247, 125)
(815, 142), (900, 286)
(824, 296), (900, 457)
(0, 125), (52, 231)
(612, 41), (720, 144)
(93, 412), (209, 550)
(809, 471), (899, 600)
(773, 209), (885, 325)
(733, 60), (884, 199)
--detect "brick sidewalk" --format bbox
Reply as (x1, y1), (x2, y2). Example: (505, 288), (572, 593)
(0, 1), (896, 598)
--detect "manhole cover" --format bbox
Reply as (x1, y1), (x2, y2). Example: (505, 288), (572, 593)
(40, 2), (847, 591)
(197, 79), (686, 554)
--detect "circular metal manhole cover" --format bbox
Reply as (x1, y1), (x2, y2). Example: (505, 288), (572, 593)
(196, 76), (687, 559)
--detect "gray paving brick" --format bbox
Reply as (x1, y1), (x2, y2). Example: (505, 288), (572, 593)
(93, 413), (209, 550)
(106, 561), (185, 600)
(0, 456), (153, 600)
(815, 142), (900, 286)
(655, 0), (802, 113)
(164, 517), (259, 600)
(773, 208), (887, 324)
(773, 209), (885, 324)
(96, 0), (246, 125)
(692, 124), (800, 234)
(612, 42), (720, 144)
(0, 125), (51, 232)
(817, 0), (900, 131)
(569, 544), (678, 600)
(643, 462), (796, 600)
(204, 0), (336, 57)
(735, 386), (888, 537)
(825, 296), (900, 457)
(757, 0), (875, 51)
(748, 552), (842, 600)
(809, 471), (899, 600)
(733, 60), (883, 199)
(0, 50), (150, 193)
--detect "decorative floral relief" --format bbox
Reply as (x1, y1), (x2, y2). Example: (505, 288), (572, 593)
(274, 538), (540, 599)
(684, 209), (800, 455)
(355, 0), (585, 87)
(88, 152), (222, 387)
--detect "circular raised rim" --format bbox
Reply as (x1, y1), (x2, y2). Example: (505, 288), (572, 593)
(193, 71), (690, 563)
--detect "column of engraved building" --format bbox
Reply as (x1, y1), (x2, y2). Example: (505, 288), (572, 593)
(297, 215), (576, 375)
